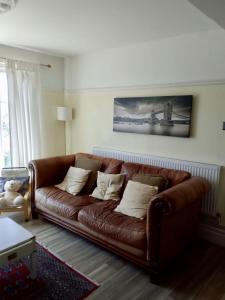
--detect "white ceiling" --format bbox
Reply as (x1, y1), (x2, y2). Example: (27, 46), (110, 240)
(0, 0), (221, 57)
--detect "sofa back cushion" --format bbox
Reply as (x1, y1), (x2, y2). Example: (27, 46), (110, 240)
(121, 162), (191, 188)
(75, 153), (123, 174)
(132, 173), (168, 192)
(75, 156), (102, 194)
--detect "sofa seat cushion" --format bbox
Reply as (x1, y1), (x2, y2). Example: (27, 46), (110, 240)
(35, 186), (100, 220)
(78, 200), (146, 250)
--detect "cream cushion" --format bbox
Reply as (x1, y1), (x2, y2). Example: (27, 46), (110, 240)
(115, 180), (158, 219)
(91, 171), (124, 201)
(55, 167), (91, 195)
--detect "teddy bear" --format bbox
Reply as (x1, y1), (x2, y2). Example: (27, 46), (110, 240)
(0, 180), (24, 208)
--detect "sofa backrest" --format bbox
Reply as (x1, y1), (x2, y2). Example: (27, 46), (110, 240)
(75, 153), (123, 174)
(121, 162), (191, 188)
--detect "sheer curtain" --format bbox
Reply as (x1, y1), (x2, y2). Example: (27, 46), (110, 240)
(0, 61), (10, 168)
(5, 59), (42, 167)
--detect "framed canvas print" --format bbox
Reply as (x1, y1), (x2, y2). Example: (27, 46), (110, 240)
(113, 95), (193, 137)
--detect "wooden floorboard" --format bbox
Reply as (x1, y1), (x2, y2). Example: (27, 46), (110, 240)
(3, 212), (225, 300)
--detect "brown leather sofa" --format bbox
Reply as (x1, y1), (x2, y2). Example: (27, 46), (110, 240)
(29, 153), (210, 282)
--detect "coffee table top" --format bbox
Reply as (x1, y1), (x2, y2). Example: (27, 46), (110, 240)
(0, 217), (35, 253)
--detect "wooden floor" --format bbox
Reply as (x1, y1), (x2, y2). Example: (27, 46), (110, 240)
(4, 213), (225, 300)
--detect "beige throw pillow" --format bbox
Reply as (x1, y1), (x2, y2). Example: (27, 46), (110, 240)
(91, 171), (124, 201)
(115, 180), (158, 219)
(55, 167), (91, 195)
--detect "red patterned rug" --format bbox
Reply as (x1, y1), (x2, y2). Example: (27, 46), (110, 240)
(0, 243), (99, 300)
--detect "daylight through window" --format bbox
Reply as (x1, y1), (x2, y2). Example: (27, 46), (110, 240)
(0, 72), (11, 168)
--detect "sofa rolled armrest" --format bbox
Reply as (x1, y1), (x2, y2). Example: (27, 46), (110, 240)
(151, 176), (210, 215)
(146, 176), (210, 275)
(28, 155), (75, 189)
(28, 155), (75, 216)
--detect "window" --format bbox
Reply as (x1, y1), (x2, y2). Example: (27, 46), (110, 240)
(0, 72), (11, 168)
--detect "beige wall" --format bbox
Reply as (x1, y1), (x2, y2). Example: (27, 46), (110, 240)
(65, 84), (225, 222)
(41, 91), (65, 157)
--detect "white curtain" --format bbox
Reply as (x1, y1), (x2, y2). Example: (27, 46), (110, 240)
(5, 59), (42, 167)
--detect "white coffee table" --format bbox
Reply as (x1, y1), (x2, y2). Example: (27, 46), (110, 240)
(0, 217), (36, 279)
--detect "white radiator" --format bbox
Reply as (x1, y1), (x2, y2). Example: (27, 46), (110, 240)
(93, 146), (221, 217)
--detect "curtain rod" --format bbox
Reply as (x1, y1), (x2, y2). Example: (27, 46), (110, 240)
(0, 56), (51, 68)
